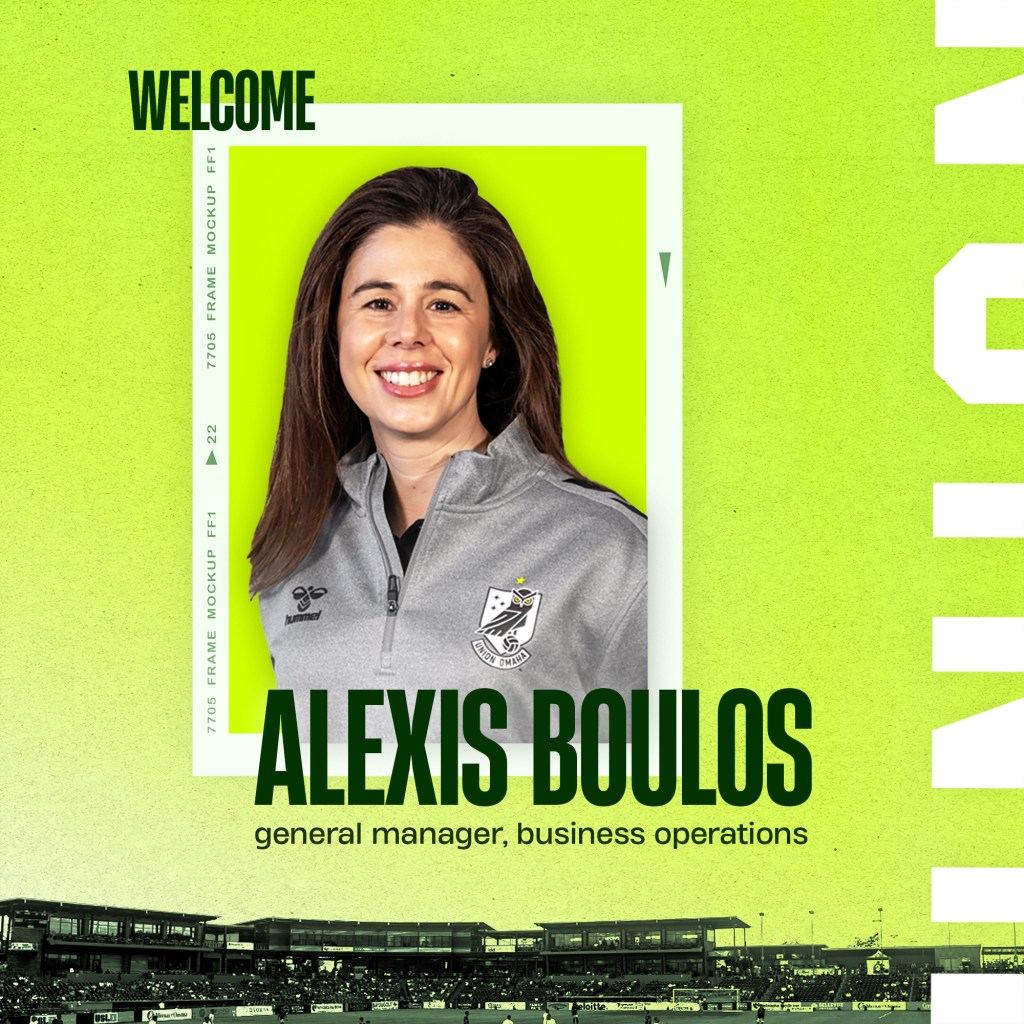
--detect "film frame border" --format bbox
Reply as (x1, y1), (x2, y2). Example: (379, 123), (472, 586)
(191, 103), (682, 778)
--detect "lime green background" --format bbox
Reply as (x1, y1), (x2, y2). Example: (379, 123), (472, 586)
(987, 299), (1024, 349)
(3, 0), (1022, 952)
(229, 146), (646, 732)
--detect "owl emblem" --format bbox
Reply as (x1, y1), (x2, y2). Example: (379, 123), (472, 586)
(472, 584), (543, 668)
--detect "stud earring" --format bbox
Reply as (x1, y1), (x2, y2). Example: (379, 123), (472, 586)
(484, 358), (495, 368)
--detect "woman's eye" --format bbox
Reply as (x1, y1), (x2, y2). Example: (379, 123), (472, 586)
(430, 299), (460, 313)
(365, 298), (392, 311)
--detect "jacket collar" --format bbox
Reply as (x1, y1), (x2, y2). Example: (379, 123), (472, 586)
(337, 418), (550, 512)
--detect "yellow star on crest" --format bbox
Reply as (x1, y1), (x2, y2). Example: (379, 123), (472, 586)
(515, 576), (526, 585)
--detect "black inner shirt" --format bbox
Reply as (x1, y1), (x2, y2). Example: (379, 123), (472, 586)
(393, 519), (424, 571)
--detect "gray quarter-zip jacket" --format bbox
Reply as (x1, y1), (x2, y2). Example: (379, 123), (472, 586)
(258, 420), (647, 741)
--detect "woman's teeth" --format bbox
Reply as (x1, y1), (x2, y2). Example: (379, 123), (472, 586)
(380, 370), (439, 386)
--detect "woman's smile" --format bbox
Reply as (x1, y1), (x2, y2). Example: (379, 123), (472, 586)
(373, 362), (443, 396)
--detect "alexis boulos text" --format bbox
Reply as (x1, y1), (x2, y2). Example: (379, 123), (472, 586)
(254, 687), (813, 809)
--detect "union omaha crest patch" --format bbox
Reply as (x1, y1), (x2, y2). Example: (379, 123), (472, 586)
(472, 585), (542, 669)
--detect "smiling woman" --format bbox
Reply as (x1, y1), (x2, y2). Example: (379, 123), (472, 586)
(250, 166), (646, 740)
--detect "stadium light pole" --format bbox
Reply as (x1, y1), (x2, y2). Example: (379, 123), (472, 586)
(759, 913), (765, 971)
(877, 908), (884, 950)
(809, 910), (814, 965)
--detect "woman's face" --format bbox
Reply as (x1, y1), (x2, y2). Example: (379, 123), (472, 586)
(337, 222), (497, 449)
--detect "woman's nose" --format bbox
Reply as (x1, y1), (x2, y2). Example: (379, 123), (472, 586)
(387, 304), (428, 346)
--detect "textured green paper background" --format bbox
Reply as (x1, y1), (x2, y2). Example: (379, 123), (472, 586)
(228, 145), (646, 732)
(3, 0), (1021, 952)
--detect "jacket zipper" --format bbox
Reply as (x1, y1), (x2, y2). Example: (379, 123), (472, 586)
(366, 455), (457, 672)
(364, 459), (400, 673)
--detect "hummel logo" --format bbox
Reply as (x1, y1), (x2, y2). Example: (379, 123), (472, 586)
(285, 585), (327, 625)
(292, 585), (327, 611)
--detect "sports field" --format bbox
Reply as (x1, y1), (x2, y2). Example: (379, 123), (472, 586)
(287, 1008), (930, 1024)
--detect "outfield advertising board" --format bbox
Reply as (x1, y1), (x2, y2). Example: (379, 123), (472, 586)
(565, 1005), (668, 1013)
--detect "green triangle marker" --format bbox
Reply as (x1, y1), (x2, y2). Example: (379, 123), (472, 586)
(659, 252), (671, 285)
(206, 450), (217, 466)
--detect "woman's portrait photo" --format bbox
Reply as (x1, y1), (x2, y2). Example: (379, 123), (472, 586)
(241, 161), (647, 740)
(207, 136), (658, 749)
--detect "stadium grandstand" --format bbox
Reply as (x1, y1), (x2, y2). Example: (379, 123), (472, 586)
(0, 902), (746, 980)
(1, 899), (1020, 1020)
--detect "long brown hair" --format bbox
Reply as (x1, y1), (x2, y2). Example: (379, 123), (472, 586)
(249, 166), (578, 595)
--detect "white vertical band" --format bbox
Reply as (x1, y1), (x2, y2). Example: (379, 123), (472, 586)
(936, 75), (1024, 164)
(936, 0), (1024, 47)
(933, 867), (1024, 920)
(934, 483), (1024, 537)
(933, 697), (1024, 788)
(932, 974), (1024, 1024)
(932, 617), (1024, 671)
